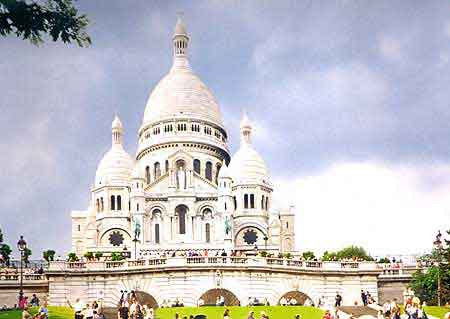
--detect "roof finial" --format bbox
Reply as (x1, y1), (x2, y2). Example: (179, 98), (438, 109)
(111, 114), (123, 145)
(172, 13), (189, 70)
(240, 111), (252, 145)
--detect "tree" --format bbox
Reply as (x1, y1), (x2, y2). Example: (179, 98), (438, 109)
(302, 251), (316, 260)
(0, 0), (91, 46)
(94, 252), (103, 260)
(67, 252), (79, 262)
(0, 243), (12, 265)
(322, 250), (337, 261)
(83, 251), (94, 261)
(410, 230), (450, 305)
(43, 249), (56, 262)
(23, 247), (32, 266)
(336, 245), (373, 261)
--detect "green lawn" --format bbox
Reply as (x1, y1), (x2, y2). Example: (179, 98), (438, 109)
(157, 306), (322, 319)
(424, 306), (450, 319)
(0, 306), (322, 319)
(0, 306), (74, 319)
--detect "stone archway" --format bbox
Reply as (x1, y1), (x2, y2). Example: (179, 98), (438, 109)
(199, 288), (240, 306)
(133, 291), (159, 309)
(278, 291), (313, 305)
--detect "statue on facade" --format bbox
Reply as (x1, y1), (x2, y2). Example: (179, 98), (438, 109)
(224, 215), (232, 235)
(132, 215), (141, 240)
(177, 165), (187, 189)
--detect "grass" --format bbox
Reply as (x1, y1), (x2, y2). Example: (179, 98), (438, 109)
(156, 306), (323, 319)
(0, 306), (322, 319)
(0, 306), (74, 319)
(424, 306), (450, 319)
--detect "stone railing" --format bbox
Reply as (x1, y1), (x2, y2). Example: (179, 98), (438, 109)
(47, 257), (389, 273)
(0, 273), (46, 281)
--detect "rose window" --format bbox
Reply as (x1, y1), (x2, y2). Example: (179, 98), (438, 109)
(243, 229), (258, 245)
(109, 231), (124, 246)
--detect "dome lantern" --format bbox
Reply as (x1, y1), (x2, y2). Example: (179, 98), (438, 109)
(172, 14), (190, 68)
(112, 115), (123, 145)
(240, 113), (252, 145)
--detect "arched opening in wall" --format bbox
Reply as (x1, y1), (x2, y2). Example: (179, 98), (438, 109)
(111, 195), (115, 210)
(100, 197), (104, 211)
(145, 166), (150, 184)
(117, 195), (122, 211)
(155, 224), (160, 244)
(199, 288), (240, 306)
(132, 291), (159, 309)
(175, 205), (188, 234)
(193, 159), (201, 174)
(165, 160), (169, 173)
(96, 199), (100, 212)
(244, 194), (249, 209)
(154, 162), (161, 179)
(205, 161), (212, 181)
(278, 291), (313, 306)
(205, 223), (211, 243)
(215, 163), (222, 184)
(176, 160), (187, 189)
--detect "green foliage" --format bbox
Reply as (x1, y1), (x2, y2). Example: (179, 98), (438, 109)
(378, 257), (391, 264)
(83, 251), (94, 260)
(284, 252), (293, 259)
(110, 252), (125, 261)
(43, 249), (56, 262)
(410, 230), (450, 305)
(322, 250), (337, 261)
(322, 245), (373, 261)
(23, 247), (32, 262)
(302, 251), (316, 260)
(0, 243), (12, 264)
(94, 251), (103, 260)
(259, 251), (268, 257)
(0, 0), (91, 46)
(67, 252), (78, 262)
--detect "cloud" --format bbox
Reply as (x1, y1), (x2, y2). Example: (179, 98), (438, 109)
(379, 36), (403, 61)
(273, 161), (450, 257)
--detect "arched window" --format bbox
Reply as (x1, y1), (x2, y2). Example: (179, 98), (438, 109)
(145, 166), (150, 184)
(96, 199), (100, 212)
(205, 161), (212, 181)
(100, 197), (104, 211)
(250, 194), (255, 209)
(110, 195), (115, 210)
(205, 223), (211, 243)
(154, 162), (161, 179)
(155, 224), (160, 244)
(244, 194), (249, 209)
(137, 203), (139, 211)
(193, 159), (201, 174)
(175, 205), (188, 235)
(215, 163), (222, 184)
(165, 160), (169, 173)
(233, 196), (237, 210)
(261, 195), (265, 210)
(224, 202), (227, 211)
(266, 197), (269, 210)
(117, 195), (122, 211)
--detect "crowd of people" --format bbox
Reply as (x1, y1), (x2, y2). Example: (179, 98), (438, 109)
(67, 298), (106, 319)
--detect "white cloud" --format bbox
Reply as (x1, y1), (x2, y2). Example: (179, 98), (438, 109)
(379, 36), (403, 61)
(273, 161), (450, 257)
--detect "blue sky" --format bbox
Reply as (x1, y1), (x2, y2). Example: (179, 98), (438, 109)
(1, 1), (450, 259)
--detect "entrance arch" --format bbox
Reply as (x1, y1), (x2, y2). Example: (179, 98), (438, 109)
(133, 291), (159, 309)
(278, 291), (312, 305)
(199, 288), (240, 306)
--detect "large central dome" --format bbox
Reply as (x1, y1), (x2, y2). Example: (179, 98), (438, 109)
(141, 18), (223, 128)
(142, 66), (223, 126)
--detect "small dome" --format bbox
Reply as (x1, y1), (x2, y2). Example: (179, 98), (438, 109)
(95, 144), (134, 186)
(229, 144), (270, 186)
(218, 162), (232, 179)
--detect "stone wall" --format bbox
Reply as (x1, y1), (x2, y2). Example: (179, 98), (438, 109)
(0, 283), (49, 307)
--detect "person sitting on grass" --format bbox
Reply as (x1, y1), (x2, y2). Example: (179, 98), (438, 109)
(247, 311), (255, 319)
(260, 311), (269, 319)
(38, 301), (49, 319)
(294, 315), (301, 319)
(22, 306), (32, 319)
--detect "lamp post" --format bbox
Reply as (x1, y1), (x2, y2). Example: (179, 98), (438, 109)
(132, 237), (140, 260)
(263, 235), (268, 251)
(17, 235), (27, 303)
(433, 231), (443, 307)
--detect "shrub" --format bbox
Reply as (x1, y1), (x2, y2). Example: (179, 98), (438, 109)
(67, 252), (79, 262)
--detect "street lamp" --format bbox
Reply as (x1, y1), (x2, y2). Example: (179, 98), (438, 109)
(263, 235), (269, 251)
(16, 235), (27, 304)
(433, 231), (443, 307)
(122, 246), (131, 259)
(132, 237), (140, 260)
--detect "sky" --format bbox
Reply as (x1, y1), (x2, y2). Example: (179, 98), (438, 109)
(1, 0), (450, 259)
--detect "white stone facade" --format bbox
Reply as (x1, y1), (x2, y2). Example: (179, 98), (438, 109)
(71, 18), (295, 256)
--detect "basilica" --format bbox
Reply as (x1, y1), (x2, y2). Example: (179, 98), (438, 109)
(71, 18), (295, 257)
